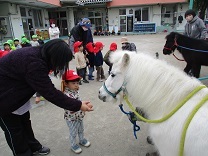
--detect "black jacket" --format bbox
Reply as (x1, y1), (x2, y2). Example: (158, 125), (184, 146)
(0, 47), (81, 116)
(70, 25), (93, 47)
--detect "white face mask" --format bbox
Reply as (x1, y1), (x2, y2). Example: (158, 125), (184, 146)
(82, 26), (88, 31)
(51, 24), (55, 28)
(186, 15), (193, 22)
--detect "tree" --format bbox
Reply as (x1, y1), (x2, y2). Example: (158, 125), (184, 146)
(193, 0), (208, 19)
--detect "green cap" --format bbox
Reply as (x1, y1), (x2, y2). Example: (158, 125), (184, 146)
(14, 38), (19, 41)
(21, 34), (26, 38)
(21, 37), (30, 44)
(7, 39), (14, 45)
(32, 35), (38, 39)
(3, 42), (11, 46)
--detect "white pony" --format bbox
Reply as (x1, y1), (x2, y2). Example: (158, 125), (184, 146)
(98, 51), (208, 156)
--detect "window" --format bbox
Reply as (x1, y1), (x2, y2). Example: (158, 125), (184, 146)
(129, 9), (133, 14)
(20, 8), (26, 17)
(119, 9), (126, 15)
(95, 12), (101, 16)
(60, 11), (66, 18)
(33, 10), (43, 27)
(164, 11), (171, 18)
(88, 12), (94, 17)
(135, 7), (149, 22)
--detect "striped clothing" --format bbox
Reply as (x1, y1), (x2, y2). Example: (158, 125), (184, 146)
(63, 88), (85, 147)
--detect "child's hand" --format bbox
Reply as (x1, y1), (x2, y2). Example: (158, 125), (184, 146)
(81, 101), (93, 111)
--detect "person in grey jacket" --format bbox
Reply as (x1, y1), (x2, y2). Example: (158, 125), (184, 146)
(184, 9), (207, 39)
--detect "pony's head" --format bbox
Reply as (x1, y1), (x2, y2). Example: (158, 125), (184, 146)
(163, 32), (178, 55)
(98, 51), (130, 102)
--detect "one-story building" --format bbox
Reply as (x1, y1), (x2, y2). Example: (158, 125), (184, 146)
(0, 0), (61, 44)
(0, 0), (190, 45)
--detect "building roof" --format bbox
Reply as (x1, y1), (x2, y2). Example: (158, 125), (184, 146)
(37, 0), (61, 7)
(107, 0), (187, 7)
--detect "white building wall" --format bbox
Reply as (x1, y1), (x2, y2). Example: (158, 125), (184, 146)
(152, 5), (161, 27)
(8, 4), (24, 40)
(68, 8), (75, 30)
(108, 8), (119, 33)
(176, 3), (189, 31)
(42, 9), (50, 28)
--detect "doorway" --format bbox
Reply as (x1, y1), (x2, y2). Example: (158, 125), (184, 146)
(22, 18), (34, 39)
(127, 15), (133, 32)
(57, 19), (68, 36)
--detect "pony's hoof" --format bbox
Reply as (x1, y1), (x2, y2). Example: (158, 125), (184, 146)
(147, 136), (154, 145)
(146, 152), (160, 156)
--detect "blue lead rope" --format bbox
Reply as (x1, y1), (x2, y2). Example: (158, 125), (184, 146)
(119, 104), (140, 139)
(177, 45), (208, 53)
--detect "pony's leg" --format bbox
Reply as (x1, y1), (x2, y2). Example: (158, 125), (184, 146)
(183, 63), (192, 74)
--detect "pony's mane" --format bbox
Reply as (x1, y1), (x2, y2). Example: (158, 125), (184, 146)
(165, 32), (207, 44)
(110, 51), (202, 119)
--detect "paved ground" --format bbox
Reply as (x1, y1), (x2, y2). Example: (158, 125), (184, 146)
(1, 33), (208, 156)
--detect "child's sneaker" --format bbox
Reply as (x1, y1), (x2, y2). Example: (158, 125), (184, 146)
(79, 139), (91, 147)
(71, 144), (82, 154)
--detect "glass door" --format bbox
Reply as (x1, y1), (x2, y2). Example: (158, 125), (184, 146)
(95, 18), (102, 32)
(127, 15), (133, 32)
(120, 16), (126, 32)
(22, 18), (34, 39)
(57, 19), (68, 36)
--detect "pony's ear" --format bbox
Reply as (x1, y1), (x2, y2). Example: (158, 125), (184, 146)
(121, 53), (130, 68)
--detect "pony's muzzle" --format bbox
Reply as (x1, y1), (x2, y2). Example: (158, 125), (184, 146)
(98, 94), (106, 102)
(98, 90), (106, 102)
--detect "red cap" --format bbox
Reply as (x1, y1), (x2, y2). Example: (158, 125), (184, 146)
(86, 42), (94, 53)
(110, 43), (117, 51)
(62, 70), (80, 81)
(94, 42), (104, 53)
(74, 41), (82, 53)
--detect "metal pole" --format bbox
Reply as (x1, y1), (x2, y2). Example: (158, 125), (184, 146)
(189, 0), (194, 9)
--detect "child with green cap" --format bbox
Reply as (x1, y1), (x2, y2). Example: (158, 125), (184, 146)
(21, 37), (31, 47)
(7, 39), (16, 50)
(30, 35), (39, 47)
(14, 38), (22, 49)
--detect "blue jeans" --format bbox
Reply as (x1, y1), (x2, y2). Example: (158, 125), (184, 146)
(77, 67), (86, 80)
(88, 66), (94, 78)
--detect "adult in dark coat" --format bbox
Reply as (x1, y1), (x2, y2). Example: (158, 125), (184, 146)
(0, 39), (93, 156)
(69, 18), (93, 53)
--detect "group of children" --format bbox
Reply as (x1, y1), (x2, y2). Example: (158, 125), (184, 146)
(0, 34), (44, 103)
(73, 40), (118, 83)
(0, 34), (44, 53)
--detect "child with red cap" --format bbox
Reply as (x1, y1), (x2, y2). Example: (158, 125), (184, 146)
(94, 42), (105, 82)
(85, 42), (95, 80)
(74, 41), (89, 84)
(104, 42), (117, 74)
(61, 70), (91, 154)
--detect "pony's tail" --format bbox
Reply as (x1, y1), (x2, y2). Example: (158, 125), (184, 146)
(61, 80), (65, 92)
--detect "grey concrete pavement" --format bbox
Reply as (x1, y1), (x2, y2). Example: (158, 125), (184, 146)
(1, 33), (208, 156)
